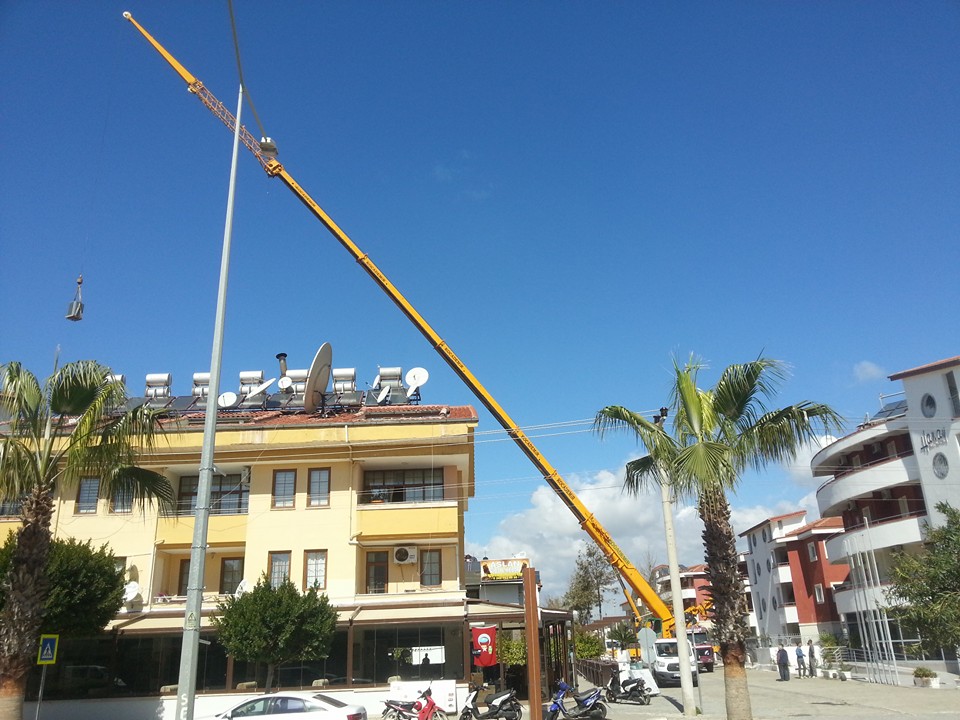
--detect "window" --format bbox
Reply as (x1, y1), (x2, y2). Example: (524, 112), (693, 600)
(177, 474), (248, 515)
(111, 486), (133, 514)
(0, 499), (20, 517)
(304, 550), (327, 590)
(362, 468), (444, 504)
(220, 558), (244, 594)
(308, 468), (330, 507)
(178, 559), (191, 596)
(420, 549), (441, 587)
(115, 557), (127, 577)
(76, 478), (100, 514)
(807, 542), (818, 562)
(947, 371), (960, 417)
(814, 583), (825, 604)
(366, 551), (388, 594)
(269, 552), (291, 588)
(273, 470), (296, 508)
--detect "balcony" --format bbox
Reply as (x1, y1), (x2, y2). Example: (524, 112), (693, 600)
(833, 582), (889, 617)
(824, 513), (926, 562)
(816, 454), (919, 516)
(356, 501), (459, 539)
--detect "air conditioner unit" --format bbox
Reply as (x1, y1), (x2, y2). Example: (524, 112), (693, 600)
(393, 546), (418, 564)
(240, 467), (252, 485)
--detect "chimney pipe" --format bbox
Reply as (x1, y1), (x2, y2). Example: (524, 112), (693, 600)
(276, 353), (288, 377)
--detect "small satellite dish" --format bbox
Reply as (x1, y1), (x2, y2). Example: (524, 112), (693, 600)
(235, 579), (249, 596)
(303, 343), (332, 414)
(246, 378), (276, 399)
(123, 581), (141, 603)
(217, 391), (240, 409)
(405, 367), (429, 398)
(377, 386), (390, 404)
(278, 376), (293, 392)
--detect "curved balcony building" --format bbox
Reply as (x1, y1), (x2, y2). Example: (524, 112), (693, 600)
(812, 355), (960, 656)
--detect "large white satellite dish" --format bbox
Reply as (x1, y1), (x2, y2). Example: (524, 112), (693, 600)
(235, 579), (249, 596)
(303, 343), (332, 414)
(278, 376), (293, 392)
(405, 367), (429, 398)
(246, 377), (276, 399)
(123, 581), (141, 603)
(217, 391), (240, 409)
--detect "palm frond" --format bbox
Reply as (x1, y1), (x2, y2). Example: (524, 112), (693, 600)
(103, 466), (176, 515)
(713, 358), (788, 430)
(741, 402), (844, 470)
(673, 441), (736, 497)
(623, 455), (661, 495)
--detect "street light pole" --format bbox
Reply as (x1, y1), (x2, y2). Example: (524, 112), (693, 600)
(655, 409), (698, 716)
(174, 83), (244, 720)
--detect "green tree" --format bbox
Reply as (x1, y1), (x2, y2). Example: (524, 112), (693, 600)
(563, 544), (617, 624)
(0, 361), (173, 720)
(596, 356), (841, 720)
(607, 622), (637, 651)
(0, 536), (124, 637)
(886, 502), (960, 652)
(573, 629), (605, 659)
(497, 634), (527, 665)
(214, 575), (338, 691)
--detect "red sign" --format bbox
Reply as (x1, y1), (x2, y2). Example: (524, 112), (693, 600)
(471, 626), (497, 667)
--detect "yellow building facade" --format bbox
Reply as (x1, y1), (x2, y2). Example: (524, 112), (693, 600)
(4, 394), (485, 695)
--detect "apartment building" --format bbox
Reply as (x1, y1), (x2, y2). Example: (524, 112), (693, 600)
(739, 511), (848, 641)
(2, 362), (551, 698)
(811, 355), (960, 655)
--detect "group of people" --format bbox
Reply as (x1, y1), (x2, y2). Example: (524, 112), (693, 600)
(775, 640), (818, 681)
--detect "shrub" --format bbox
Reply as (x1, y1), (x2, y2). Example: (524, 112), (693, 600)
(913, 666), (937, 679)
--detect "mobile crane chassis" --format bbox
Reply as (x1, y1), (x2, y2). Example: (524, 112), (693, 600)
(123, 12), (677, 637)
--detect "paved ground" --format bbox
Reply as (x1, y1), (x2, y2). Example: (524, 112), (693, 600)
(566, 666), (958, 720)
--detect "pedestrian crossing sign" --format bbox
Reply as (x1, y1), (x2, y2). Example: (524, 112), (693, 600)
(37, 635), (59, 665)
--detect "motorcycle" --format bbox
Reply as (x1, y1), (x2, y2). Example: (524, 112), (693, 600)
(544, 680), (607, 720)
(604, 666), (651, 705)
(458, 682), (522, 720)
(383, 687), (445, 720)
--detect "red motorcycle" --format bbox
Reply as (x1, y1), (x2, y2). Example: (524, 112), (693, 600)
(384, 687), (445, 720)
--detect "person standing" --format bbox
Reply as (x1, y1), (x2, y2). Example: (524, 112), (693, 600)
(795, 641), (807, 678)
(776, 643), (790, 681)
(807, 640), (818, 678)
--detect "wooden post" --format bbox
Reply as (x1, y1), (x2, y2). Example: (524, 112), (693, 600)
(523, 567), (542, 720)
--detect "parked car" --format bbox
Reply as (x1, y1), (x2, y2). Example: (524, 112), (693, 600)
(205, 692), (367, 720)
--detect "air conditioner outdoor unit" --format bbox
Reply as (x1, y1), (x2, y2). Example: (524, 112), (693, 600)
(393, 546), (418, 564)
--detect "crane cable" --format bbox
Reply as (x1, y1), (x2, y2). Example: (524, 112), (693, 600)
(226, 0), (269, 143)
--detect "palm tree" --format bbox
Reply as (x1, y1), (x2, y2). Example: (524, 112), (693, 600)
(595, 356), (842, 720)
(0, 361), (174, 720)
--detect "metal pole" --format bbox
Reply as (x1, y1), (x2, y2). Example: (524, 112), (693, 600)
(34, 665), (47, 720)
(654, 414), (696, 716)
(174, 83), (244, 720)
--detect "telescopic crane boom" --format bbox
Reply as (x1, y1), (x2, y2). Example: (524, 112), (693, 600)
(123, 12), (676, 636)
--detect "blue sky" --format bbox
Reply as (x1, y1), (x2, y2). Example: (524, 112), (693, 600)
(2, 3), (958, 602)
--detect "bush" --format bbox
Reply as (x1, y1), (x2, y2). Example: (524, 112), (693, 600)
(913, 666), (938, 679)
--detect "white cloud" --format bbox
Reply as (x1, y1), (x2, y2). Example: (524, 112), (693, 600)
(781, 435), (836, 487)
(853, 360), (886, 383)
(468, 464), (817, 617)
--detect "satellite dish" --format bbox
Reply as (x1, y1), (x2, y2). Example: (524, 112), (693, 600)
(217, 391), (240, 409)
(235, 579), (249, 596)
(405, 367), (429, 398)
(377, 386), (390, 404)
(303, 343), (332, 413)
(245, 378), (276, 400)
(278, 376), (293, 392)
(123, 581), (141, 603)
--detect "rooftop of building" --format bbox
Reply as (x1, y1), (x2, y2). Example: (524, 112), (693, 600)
(888, 355), (960, 381)
(738, 509), (807, 536)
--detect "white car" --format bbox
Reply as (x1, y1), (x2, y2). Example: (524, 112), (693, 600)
(209, 692), (368, 719)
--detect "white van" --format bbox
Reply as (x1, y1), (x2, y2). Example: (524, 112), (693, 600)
(651, 638), (698, 687)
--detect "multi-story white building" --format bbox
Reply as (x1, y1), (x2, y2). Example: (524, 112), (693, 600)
(811, 355), (960, 657)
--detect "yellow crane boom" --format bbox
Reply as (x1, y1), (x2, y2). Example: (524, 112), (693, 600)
(123, 12), (676, 636)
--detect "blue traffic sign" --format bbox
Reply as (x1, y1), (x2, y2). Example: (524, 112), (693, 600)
(37, 635), (59, 665)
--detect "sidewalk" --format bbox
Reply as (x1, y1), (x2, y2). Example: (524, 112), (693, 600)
(574, 665), (958, 720)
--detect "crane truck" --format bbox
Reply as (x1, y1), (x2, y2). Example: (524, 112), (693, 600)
(122, 12), (691, 641)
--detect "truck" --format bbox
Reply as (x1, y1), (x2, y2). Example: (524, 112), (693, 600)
(124, 12), (697, 641)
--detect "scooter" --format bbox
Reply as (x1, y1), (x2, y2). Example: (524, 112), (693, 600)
(604, 666), (651, 705)
(458, 682), (522, 720)
(383, 688), (444, 720)
(544, 680), (607, 720)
